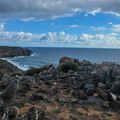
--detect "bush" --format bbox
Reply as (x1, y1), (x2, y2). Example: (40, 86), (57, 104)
(59, 62), (79, 73)
(51, 108), (61, 114)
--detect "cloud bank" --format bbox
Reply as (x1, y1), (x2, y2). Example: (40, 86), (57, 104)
(0, 23), (120, 48)
(0, 0), (120, 20)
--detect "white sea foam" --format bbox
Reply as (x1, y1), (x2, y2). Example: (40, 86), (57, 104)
(1, 58), (29, 71)
(31, 52), (37, 56)
(0, 52), (36, 71)
(9, 52), (36, 59)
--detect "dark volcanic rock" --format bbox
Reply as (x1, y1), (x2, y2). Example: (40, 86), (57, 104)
(0, 46), (32, 58)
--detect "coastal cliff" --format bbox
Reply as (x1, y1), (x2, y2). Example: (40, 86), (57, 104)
(0, 46), (32, 58)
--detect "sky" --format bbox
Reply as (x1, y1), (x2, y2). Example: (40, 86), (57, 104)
(0, 0), (120, 48)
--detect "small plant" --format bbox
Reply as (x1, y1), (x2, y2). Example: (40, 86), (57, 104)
(59, 101), (75, 110)
(52, 108), (61, 114)
(59, 62), (79, 73)
(16, 102), (25, 108)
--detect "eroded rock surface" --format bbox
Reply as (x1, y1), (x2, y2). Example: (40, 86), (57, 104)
(0, 56), (120, 120)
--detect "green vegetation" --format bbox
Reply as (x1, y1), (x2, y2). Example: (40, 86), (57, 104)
(51, 108), (61, 114)
(58, 62), (79, 73)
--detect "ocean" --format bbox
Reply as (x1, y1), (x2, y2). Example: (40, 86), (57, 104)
(3, 47), (120, 71)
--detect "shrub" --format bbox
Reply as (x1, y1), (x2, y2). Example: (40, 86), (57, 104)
(51, 108), (61, 114)
(59, 62), (79, 73)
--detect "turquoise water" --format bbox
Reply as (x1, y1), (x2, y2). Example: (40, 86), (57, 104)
(4, 47), (120, 70)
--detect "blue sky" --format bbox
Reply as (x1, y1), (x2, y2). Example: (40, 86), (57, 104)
(6, 13), (120, 34)
(0, 0), (120, 48)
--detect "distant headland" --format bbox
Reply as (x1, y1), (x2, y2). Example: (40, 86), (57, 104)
(0, 46), (32, 58)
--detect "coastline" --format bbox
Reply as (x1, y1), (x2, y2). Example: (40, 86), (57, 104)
(1, 58), (29, 71)
(0, 53), (36, 71)
(0, 55), (120, 119)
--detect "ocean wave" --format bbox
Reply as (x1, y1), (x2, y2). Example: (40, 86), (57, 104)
(2, 52), (37, 60)
(1, 58), (29, 71)
(0, 53), (37, 71)
(31, 52), (37, 56)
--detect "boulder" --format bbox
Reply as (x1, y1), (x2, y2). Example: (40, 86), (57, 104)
(59, 56), (79, 65)
(84, 84), (95, 96)
(97, 67), (112, 84)
(111, 81), (120, 95)
(98, 82), (106, 88)
(1, 74), (12, 83)
(0, 79), (19, 103)
(48, 65), (57, 74)
(18, 76), (35, 92)
(96, 87), (110, 100)
(97, 62), (120, 85)
(39, 73), (54, 81)
(110, 93), (117, 101)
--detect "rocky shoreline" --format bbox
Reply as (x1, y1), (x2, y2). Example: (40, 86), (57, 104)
(0, 55), (120, 119)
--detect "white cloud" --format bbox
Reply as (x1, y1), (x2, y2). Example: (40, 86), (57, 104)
(0, 23), (5, 31)
(112, 24), (120, 32)
(90, 26), (107, 31)
(68, 24), (80, 28)
(88, 8), (101, 16)
(0, 28), (120, 48)
(0, 23), (119, 48)
(0, 0), (120, 20)
(108, 22), (113, 25)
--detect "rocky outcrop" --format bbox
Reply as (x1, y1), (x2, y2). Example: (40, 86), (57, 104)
(0, 57), (120, 119)
(0, 46), (32, 58)
(0, 79), (19, 103)
(0, 59), (22, 75)
(59, 56), (80, 65)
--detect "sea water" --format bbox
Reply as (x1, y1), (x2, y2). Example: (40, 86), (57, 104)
(3, 47), (120, 71)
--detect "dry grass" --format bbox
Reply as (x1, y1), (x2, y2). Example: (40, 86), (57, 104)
(18, 102), (120, 120)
